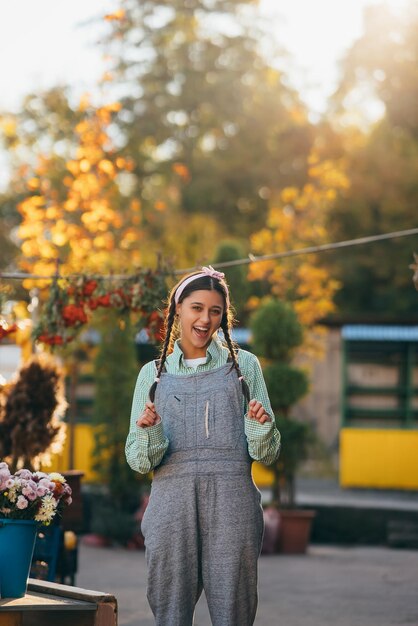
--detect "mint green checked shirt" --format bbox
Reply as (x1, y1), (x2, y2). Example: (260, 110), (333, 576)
(126, 337), (281, 474)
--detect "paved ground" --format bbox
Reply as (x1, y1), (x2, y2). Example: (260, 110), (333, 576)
(76, 542), (418, 626)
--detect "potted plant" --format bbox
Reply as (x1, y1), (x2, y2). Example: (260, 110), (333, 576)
(250, 298), (316, 554)
(0, 462), (72, 598)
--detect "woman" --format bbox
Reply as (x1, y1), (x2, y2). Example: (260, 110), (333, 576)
(126, 266), (281, 626)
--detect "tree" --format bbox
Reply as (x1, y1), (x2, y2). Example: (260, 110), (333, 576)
(91, 311), (139, 500)
(248, 150), (347, 351)
(89, 311), (148, 543)
(332, 2), (418, 137)
(212, 239), (249, 321)
(326, 122), (418, 316)
(102, 0), (313, 240)
(325, 2), (418, 316)
(16, 97), (144, 287)
(250, 299), (312, 507)
(0, 89), (80, 275)
(0, 355), (67, 472)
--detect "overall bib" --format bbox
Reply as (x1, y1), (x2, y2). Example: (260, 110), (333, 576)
(141, 362), (264, 626)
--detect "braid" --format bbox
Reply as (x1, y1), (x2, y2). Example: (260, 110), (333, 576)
(221, 317), (250, 405)
(149, 299), (176, 402)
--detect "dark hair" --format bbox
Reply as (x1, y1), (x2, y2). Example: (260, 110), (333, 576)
(148, 272), (250, 404)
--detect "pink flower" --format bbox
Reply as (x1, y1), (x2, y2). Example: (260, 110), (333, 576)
(16, 496), (29, 510)
(22, 482), (38, 501)
(0, 469), (11, 489)
(0, 464), (72, 521)
(15, 469), (33, 480)
(39, 478), (55, 491)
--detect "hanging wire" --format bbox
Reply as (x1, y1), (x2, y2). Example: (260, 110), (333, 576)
(0, 227), (417, 281)
(175, 227), (418, 275)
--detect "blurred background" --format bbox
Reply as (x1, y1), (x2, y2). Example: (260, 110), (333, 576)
(0, 0), (417, 603)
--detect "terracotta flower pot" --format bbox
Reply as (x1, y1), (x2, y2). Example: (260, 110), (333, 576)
(277, 509), (316, 554)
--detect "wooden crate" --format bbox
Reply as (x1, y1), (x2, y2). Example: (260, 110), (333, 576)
(0, 579), (117, 626)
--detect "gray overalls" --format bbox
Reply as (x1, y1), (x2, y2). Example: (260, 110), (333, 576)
(141, 361), (264, 626)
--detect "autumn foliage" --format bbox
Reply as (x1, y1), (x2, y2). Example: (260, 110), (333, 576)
(17, 98), (141, 287)
(248, 151), (350, 345)
(32, 271), (168, 347)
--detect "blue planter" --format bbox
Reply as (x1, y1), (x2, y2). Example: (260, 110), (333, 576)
(0, 518), (37, 598)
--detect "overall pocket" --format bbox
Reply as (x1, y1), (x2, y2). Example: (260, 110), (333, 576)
(196, 388), (242, 449)
(157, 392), (187, 451)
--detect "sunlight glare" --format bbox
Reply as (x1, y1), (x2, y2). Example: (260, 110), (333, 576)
(259, 0), (413, 120)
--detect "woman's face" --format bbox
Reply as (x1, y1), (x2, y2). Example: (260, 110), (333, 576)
(176, 289), (224, 359)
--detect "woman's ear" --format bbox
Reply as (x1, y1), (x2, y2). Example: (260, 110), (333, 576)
(175, 302), (181, 316)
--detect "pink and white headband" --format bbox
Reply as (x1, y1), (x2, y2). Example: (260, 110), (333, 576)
(174, 265), (229, 307)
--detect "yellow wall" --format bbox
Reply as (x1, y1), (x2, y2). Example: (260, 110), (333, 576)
(41, 424), (98, 481)
(340, 428), (418, 489)
(252, 461), (274, 488)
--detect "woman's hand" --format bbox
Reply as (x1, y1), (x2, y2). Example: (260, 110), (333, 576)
(136, 401), (161, 428)
(248, 399), (271, 424)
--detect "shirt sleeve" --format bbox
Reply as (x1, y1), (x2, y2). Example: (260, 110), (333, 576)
(125, 361), (169, 474)
(240, 351), (281, 466)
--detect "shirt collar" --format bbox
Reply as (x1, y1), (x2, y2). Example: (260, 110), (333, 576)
(171, 336), (223, 367)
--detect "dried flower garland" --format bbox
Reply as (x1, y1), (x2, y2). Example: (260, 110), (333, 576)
(33, 269), (169, 347)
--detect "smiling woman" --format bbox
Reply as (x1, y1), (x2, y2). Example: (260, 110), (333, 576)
(125, 265), (281, 625)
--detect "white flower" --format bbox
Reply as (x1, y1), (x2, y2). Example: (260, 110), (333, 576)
(48, 472), (66, 484)
(7, 486), (18, 503)
(16, 495), (29, 510)
(34, 494), (58, 524)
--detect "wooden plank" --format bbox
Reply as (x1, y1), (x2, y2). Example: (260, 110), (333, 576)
(0, 593), (95, 612)
(0, 581), (118, 625)
(27, 580), (116, 606)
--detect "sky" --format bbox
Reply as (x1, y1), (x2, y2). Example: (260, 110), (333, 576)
(0, 0), (411, 118)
